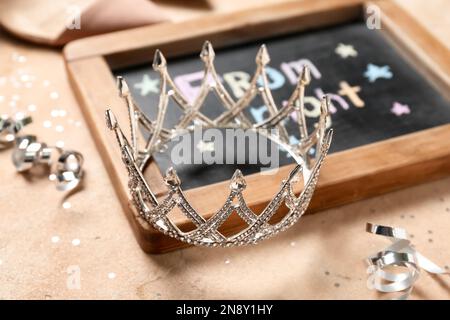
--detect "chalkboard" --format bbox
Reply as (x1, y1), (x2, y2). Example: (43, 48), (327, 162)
(115, 22), (450, 190)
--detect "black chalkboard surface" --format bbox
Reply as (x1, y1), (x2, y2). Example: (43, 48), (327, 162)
(115, 22), (450, 190)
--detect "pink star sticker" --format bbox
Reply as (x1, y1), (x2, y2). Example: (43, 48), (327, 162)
(391, 102), (410, 116)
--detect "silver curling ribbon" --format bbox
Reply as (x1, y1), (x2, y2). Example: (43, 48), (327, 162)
(365, 223), (449, 300)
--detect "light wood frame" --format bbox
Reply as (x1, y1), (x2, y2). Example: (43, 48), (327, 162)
(64, 0), (450, 253)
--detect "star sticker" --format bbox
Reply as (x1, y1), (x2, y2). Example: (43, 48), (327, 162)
(134, 74), (159, 96)
(196, 140), (215, 153)
(391, 102), (411, 116)
(364, 64), (393, 82)
(289, 135), (300, 145)
(335, 43), (358, 59)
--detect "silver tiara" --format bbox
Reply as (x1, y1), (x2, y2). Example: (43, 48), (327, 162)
(105, 41), (333, 247)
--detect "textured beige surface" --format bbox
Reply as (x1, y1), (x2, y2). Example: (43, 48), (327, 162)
(0, 0), (450, 299)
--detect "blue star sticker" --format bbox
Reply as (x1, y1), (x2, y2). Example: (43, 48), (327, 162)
(364, 64), (393, 82)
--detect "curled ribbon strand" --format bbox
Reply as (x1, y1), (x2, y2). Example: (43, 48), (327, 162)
(366, 223), (449, 300)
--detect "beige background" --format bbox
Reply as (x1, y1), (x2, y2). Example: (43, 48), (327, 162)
(1, 0), (450, 299)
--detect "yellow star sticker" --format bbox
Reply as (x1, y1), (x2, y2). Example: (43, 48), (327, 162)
(335, 43), (358, 59)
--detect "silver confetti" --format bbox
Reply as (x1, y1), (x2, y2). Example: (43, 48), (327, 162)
(365, 223), (449, 300)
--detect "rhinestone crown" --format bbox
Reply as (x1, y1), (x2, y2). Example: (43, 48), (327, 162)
(105, 41), (333, 247)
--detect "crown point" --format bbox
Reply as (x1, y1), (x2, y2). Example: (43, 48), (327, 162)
(116, 76), (130, 97)
(105, 109), (118, 130)
(164, 167), (181, 187)
(230, 169), (246, 191)
(256, 44), (270, 65)
(321, 95), (330, 114)
(200, 41), (215, 62)
(153, 50), (167, 70)
(300, 65), (311, 85)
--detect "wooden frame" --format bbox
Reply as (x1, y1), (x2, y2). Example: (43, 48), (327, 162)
(64, 0), (450, 253)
